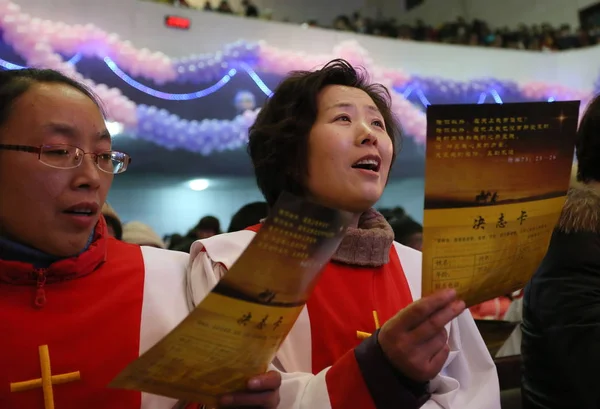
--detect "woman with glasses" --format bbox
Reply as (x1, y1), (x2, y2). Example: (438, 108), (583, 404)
(188, 60), (500, 408)
(0, 68), (280, 409)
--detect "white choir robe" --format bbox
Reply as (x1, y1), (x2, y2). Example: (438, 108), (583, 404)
(186, 230), (501, 409)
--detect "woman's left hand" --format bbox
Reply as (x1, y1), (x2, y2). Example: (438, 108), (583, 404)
(217, 370), (281, 408)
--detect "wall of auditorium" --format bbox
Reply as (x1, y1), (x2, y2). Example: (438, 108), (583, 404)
(15, 0), (406, 28)
(188, 0), (407, 23)
(108, 177), (424, 237)
(398, 0), (598, 28)
(15, 0), (582, 87)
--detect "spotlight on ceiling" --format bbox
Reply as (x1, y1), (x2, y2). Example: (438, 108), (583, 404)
(188, 179), (210, 191)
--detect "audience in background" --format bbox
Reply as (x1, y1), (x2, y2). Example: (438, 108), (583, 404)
(216, 0), (234, 14)
(228, 202), (269, 232)
(194, 215), (221, 238)
(164, 233), (183, 249)
(241, 0), (259, 18)
(122, 221), (166, 249)
(171, 215), (222, 252)
(381, 207), (423, 251)
(160, 0), (190, 7)
(330, 14), (599, 51)
(152, 0), (599, 52)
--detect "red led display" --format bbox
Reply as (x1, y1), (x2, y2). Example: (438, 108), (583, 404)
(165, 15), (191, 30)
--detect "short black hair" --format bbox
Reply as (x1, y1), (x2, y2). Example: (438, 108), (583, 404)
(577, 94), (600, 183)
(389, 216), (423, 245)
(195, 216), (221, 234)
(228, 202), (269, 232)
(248, 59), (401, 206)
(0, 68), (103, 129)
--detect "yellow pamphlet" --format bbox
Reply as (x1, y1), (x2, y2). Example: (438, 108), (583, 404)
(109, 192), (350, 406)
(422, 101), (580, 307)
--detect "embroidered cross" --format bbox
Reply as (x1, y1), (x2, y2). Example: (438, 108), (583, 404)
(356, 310), (381, 340)
(10, 344), (81, 409)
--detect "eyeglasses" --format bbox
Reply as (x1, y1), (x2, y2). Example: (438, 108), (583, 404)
(0, 144), (131, 174)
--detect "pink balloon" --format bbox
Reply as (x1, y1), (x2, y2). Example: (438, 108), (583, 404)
(50, 32), (67, 51)
(29, 17), (41, 29)
(2, 14), (19, 32)
(45, 53), (63, 66)
(70, 24), (85, 39)
(109, 99), (126, 114)
(105, 34), (119, 52)
(95, 83), (109, 95)
(116, 45), (134, 66)
(0, 1), (12, 15)
(138, 47), (151, 57)
(107, 88), (122, 99)
(47, 61), (65, 71)
(129, 61), (141, 78)
(157, 67), (173, 83)
(60, 65), (78, 78)
(90, 29), (108, 47)
(17, 13), (30, 25)
(39, 19), (54, 32)
(62, 34), (80, 55)
(5, 2), (20, 14)
(27, 43), (53, 62)
(10, 33), (36, 56)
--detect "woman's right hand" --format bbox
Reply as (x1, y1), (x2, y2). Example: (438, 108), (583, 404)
(378, 289), (465, 383)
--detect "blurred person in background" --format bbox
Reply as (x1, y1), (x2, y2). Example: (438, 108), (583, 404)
(227, 202), (269, 233)
(522, 95), (600, 409)
(122, 221), (166, 249)
(386, 209), (423, 251)
(194, 215), (221, 239)
(173, 215), (222, 252)
(101, 202), (122, 240)
(216, 0), (233, 13)
(241, 0), (258, 17)
(165, 233), (183, 250)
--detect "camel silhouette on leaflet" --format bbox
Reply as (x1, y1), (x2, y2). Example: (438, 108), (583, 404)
(475, 191), (498, 204)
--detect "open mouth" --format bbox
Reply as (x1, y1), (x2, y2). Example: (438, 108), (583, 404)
(351, 156), (381, 172)
(63, 203), (99, 217)
(64, 210), (94, 216)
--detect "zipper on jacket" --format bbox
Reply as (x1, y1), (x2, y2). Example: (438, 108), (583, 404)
(34, 268), (48, 308)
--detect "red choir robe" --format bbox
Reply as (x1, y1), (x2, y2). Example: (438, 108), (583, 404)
(0, 218), (193, 409)
(188, 227), (501, 409)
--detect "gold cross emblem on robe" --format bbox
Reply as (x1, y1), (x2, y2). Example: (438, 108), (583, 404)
(356, 310), (381, 340)
(10, 345), (81, 409)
